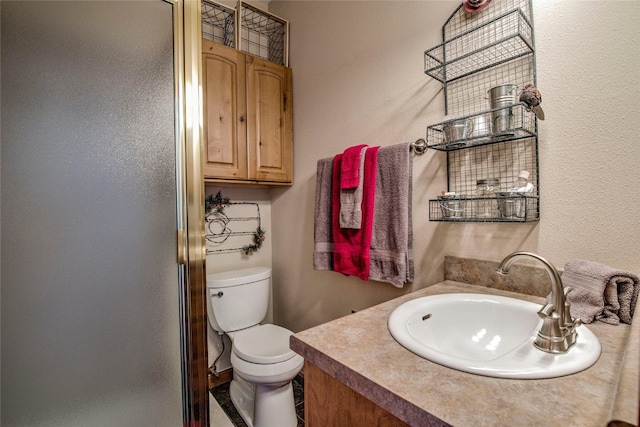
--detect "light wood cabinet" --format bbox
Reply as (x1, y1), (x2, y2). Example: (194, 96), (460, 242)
(304, 362), (410, 427)
(202, 41), (247, 180)
(202, 39), (293, 185)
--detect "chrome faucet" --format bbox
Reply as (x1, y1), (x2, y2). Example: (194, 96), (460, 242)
(497, 251), (582, 353)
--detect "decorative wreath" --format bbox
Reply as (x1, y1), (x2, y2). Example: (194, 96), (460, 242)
(205, 191), (265, 256)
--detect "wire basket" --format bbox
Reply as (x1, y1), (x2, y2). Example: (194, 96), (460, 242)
(426, 103), (536, 150)
(202, 0), (236, 47)
(429, 195), (538, 222)
(240, 2), (288, 66)
(424, 8), (533, 83)
(201, 1), (289, 67)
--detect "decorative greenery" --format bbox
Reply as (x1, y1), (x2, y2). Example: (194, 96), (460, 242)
(205, 191), (265, 256)
(205, 191), (230, 215)
(242, 227), (266, 256)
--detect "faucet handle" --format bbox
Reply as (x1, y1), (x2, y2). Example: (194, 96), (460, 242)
(561, 287), (582, 349)
(562, 286), (577, 326)
(537, 303), (556, 319)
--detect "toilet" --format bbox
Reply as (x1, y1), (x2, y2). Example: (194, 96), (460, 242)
(206, 267), (304, 427)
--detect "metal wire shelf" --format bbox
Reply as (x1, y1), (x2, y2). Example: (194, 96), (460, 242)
(426, 103), (536, 151)
(429, 195), (538, 222)
(424, 8), (533, 83)
(423, 0), (539, 223)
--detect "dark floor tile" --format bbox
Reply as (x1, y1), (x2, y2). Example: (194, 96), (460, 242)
(211, 382), (248, 427)
(211, 374), (304, 427)
(293, 375), (305, 426)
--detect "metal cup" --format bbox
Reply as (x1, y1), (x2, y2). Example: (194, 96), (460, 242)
(498, 193), (526, 219)
(488, 84), (517, 133)
(472, 113), (491, 138)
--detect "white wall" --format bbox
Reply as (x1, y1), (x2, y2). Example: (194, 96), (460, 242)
(204, 185), (274, 371)
(267, 0), (640, 333)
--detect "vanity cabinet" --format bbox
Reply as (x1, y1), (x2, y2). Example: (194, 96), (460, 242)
(304, 361), (409, 427)
(425, 0), (540, 222)
(202, 39), (293, 185)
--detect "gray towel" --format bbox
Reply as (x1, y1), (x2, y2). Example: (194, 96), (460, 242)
(313, 157), (333, 271)
(560, 259), (639, 325)
(339, 146), (367, 229)
(368, 143), (414, 288)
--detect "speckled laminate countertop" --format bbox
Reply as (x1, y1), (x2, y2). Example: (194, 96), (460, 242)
(291, 281), (639, 427)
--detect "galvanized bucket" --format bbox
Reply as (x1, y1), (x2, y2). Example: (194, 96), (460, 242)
(488, 84), (518, 133)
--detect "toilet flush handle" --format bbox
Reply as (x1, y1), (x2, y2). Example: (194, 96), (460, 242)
(216, 291), (223, 298)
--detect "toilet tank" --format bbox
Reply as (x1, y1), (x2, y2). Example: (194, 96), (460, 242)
(206, 267), (271, 333)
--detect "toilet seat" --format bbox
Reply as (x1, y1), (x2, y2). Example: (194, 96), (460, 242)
(230, 324), (304, 386)
(230, 349), (303, 386)
(232, 324), (297, 364)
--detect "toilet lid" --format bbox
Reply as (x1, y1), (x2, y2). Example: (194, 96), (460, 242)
(232, 324), (297, 365)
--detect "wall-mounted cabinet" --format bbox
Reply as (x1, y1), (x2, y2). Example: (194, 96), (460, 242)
(201, 1), (293, 186)
(425, 1), (540, 222)
(202, 40), (293, 185)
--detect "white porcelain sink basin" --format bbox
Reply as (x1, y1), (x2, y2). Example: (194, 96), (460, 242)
(388, 293), (601, 379)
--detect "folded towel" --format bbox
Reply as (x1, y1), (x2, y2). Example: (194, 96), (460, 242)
(332, 147), (379, 280)
(560, 259), (639, 325)
(339, 146), (367, 229)
(340, 144), (368, 189)
(369, 143), (414, 288)
(313, 157), (334, 271)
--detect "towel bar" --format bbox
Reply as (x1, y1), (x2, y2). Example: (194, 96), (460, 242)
(411, 138), (428, 155)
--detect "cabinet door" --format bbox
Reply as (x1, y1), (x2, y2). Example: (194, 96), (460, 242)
(202, 40), (247, 179)
(246, 55), (293, 183)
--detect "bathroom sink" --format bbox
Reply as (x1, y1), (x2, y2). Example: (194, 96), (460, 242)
(388, 293), (601, 379)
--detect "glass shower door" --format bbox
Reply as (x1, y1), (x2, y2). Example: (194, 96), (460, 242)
(1, 1), (204, 425)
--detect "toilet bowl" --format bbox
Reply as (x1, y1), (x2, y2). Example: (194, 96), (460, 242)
(206, 267), (304, 427)
(227, 324), (303, 427)
(230, 324), (304, 384)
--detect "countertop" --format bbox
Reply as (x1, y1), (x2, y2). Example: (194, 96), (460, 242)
(290, 281), (639, 427)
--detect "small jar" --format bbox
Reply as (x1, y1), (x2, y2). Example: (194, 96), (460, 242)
(476, 178), (499, 218)
(509, 170), (530, 192)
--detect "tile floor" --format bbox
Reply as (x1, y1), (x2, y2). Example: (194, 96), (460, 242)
(210, 397), (234, 427)
(210, 374), (305, 427)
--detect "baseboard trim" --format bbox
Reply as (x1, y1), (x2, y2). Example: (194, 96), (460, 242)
(208, 367), (233, 390)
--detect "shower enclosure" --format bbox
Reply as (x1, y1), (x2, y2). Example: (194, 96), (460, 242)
(1, 1), (207, 425)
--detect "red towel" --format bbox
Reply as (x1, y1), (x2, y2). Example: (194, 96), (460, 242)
(340, 144), (367, 189)
(332, 146), (379, 280)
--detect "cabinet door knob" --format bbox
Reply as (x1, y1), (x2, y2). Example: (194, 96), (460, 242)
(239, 116), (245, 123)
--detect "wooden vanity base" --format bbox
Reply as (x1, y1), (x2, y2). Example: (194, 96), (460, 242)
(304, 361), (410, 427)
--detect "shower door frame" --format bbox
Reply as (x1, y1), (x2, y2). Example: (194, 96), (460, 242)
(173, 0), (210, 425)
